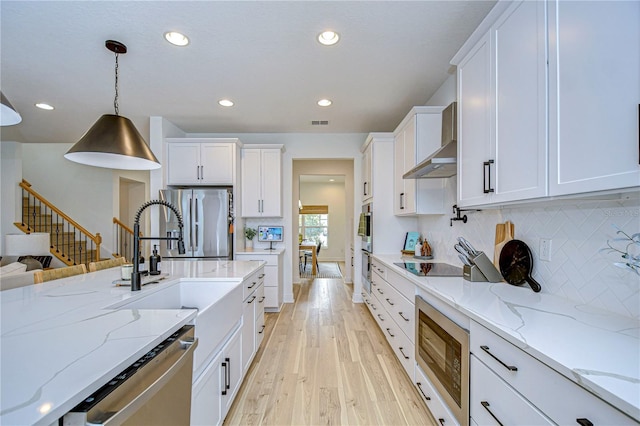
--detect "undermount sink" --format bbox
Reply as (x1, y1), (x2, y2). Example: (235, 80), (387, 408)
(109, 279), (243, 377)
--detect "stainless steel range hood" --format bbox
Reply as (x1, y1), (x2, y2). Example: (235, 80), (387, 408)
(403, 102), (457, 179)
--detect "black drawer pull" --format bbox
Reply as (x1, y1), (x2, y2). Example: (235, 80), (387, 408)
(398, 312), (410, 322)
(247, 295), (256, 304)
(438, 419), (445, 426)
(371, 304), (377, 311)
(377, 288), (384, 295)
(259, 274), (265, 279)
(398, 347), (410, 359)
(386, 328), (395, 337)
(248, 281), (257, 289)
(480, 345), (518, 371)
(377, 314), (384, 321)
(481, 401), (503, 426)
(576, 419), (593, 426)
(258, 296), (265, 303)
(416, 382), (431, 400)
(385, 298), (394, 306)
(258, 325), (266, 334)
(483, 160), (495, 193)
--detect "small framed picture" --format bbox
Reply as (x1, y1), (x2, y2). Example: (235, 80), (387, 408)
(403, 232), (420, 251)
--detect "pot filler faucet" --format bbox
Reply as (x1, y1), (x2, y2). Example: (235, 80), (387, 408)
(131, 200), (185, 291)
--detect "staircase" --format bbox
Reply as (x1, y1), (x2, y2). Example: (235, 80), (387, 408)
(14, 180), (101, 267)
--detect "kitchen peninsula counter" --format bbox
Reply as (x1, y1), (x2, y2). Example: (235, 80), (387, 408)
(0, 259), (264, 426)
(373, 254), (640, 422)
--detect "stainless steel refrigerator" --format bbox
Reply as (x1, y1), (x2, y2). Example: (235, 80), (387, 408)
(159, 188), (233, 259)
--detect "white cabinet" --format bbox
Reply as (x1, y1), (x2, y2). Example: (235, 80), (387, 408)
(241, 145), (283, 217)
(361, 142), (373, 202)
(455, 0), (548, 208)
(191, 326), (242, 426)
(470, 320), (636, 425)
(241, 269), (265, 373)
(393, 107), (446, 216)
(235, 250), (283, 312)
(548, 0), (640, 196)
(166, 139), (235, 185)
(415, 365), (459, 426)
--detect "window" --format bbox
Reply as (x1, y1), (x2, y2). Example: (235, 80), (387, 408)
(299, 205), (328, 247)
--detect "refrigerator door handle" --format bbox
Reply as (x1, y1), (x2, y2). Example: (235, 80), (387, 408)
(195, 224), (199, 249)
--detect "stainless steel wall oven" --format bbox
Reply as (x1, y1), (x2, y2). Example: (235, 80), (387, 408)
(359, 203), (373, 294)
(415, 295), (469, 425)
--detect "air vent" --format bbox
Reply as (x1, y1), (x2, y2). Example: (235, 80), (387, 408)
(311, 120), (329, 125)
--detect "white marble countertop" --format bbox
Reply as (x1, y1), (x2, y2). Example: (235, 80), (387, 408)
(373, 254), (640, 422)
(0, 259), (263, 426)
(235, 248), (285, 255)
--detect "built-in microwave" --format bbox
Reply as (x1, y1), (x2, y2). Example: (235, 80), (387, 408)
(415, 295), (469, 426)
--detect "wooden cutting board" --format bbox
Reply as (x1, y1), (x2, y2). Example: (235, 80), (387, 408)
(494, 221), (515, 268)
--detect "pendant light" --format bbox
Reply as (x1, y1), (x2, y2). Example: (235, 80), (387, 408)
(0, 91), (22, 126)
(65, 40), (160, 170)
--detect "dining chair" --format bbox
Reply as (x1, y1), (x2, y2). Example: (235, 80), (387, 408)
(34, 264), (87, 284)
(89, 257), (126, 272)
(304, 241), (321, 271)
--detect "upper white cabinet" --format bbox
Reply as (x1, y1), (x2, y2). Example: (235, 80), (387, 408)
(241, 145), (284, 218)
(166, 139), (236, 186)
(548, 0), (640, 196)
(361, 142), (373, 202)
(455, 0), (548, 208)
(453, 0), (639, 207)
(393, 107), (446, 216)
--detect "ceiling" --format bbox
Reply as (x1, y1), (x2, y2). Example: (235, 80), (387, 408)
(0, 1), (495, 145)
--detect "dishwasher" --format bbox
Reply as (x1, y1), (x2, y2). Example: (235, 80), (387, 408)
(63, 325), (198, 425)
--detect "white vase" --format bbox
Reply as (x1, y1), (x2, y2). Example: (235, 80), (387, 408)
(246, 239), (253, 249)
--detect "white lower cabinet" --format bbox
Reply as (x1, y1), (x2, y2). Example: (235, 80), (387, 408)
(415, 365), (458, 426)
(191, 326), (242, 426)
(470, 355), (552, 425)
(241, 282), (263, 373)
(235, 250), (283, 311)
(470, 321), (636, 425)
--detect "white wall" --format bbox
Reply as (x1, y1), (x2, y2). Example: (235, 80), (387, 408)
(0, 142), (22, 257)
(420, 74), (640, 319)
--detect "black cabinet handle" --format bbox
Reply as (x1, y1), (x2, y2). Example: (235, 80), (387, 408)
(248, 281), (257, 289)
(386, 328), (395, 337)
(480, 345), (518, 371)
(258, 325), (266, 334)
(371, 304), (377, 311)
(377, 288), (384, 295)
(377, 314), (384, 321)
(400, 192), (405, 209)
(247, 295), (256, 304)
(399, 347), (410, 359)
(221, 360), (228, 395)
(225, 357), (231, 390)
(576, 419), (593, 426)
(481, 401), (503, 426)
(364, 182), (368, 196)
(416, 382), (431, 401)
(438, 419), (445, 426)
(385, 298), (394, 306)
(258, 296), (265, 303)
(483, 160), (495, 193)
(398, 312), (410, 322)
(259, 274), (265, 279)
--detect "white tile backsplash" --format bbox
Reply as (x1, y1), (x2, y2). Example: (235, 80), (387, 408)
(418, 178), (640, 319)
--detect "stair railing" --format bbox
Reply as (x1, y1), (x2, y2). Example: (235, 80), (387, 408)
(16, 179), (101, 266)
(113, 217), (141, 262)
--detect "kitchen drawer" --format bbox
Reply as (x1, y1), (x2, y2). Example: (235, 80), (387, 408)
(255, 311), (265, 349)
(470, 355), (553, 425)
(379, 282), (415, 345)
(386, 266), (416, 302)
(470, 321), (635, 424)
(242, 270), (264, 300)
(415, 364), (459, 426)
(371, 258), (386, 280)
(384, 319), (415, 380)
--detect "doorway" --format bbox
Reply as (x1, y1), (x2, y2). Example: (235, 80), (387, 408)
(292, 159), (354, 284)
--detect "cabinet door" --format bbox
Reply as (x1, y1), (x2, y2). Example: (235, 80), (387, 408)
(549, 0), (640, 196)
(241, 290), (257, 373)
(167, 143), (200, 185)
(200, 143), (233, 185)
(402, 117), (417, 214)
(222, 329), (243, 416)
(492, 0), (548, 203)
(260, 149), (282, 217)
(457, 32), (493, 207)
(191, 351), (223, 426)
(362, 145), (372, 202)
(241, 149), (262, 217)
(393, 132), (406, 215)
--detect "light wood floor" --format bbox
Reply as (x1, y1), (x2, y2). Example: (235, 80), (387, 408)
(224, 266), (436, 425)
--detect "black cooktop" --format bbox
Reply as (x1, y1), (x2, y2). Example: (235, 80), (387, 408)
(393, 262), (463, 277)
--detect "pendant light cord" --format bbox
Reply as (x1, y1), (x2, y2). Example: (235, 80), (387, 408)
(114, 52), (119, 116)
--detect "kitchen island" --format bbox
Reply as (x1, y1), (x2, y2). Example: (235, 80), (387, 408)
(0, 259), (264, 426)
(373, 254), (640, 423)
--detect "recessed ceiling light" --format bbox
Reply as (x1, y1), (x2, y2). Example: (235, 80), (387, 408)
(218, 99), (234, 107)
(318, 31), (340, 46)
(317, 99), (332, 107)
(329, 178), (335, 182)
(35, 103), (54, 110)
(164, 31), (189, 46)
